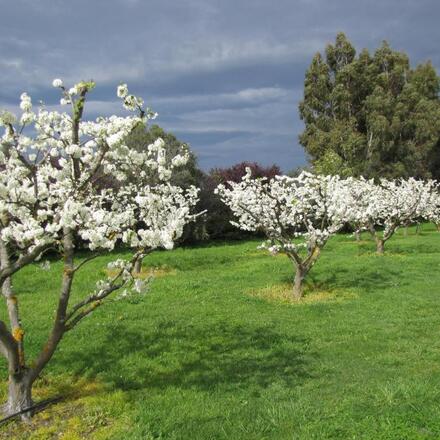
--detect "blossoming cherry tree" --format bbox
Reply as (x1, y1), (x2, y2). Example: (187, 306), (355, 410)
(0, 80), (199, 418)
(216, 170), (351, 299)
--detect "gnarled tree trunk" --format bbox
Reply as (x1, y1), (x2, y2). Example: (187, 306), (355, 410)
(293, 265), (305, 300)
(369, 223), (387, 255)
(0, 238), (33, 420)
(376, 238), (385, 254)
(133, 257), (143, 274)
(5, 372), (33, 420)
(290, 246), (321, 300)
(133, 250), (151, 275)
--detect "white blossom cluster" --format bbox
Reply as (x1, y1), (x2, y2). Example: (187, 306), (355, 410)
(343, 177), (439, 238)
(216, 169), (352, 258)
(0, 79), (198, 273)
(420, 182), (440, 228)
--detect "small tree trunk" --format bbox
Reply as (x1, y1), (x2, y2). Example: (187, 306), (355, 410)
(354, 230), (361, 242)
(436, 223), (440, 232)
(368, 223), (377, 241)
(416, 223), (421, 235)
(293, 265), (305, 300)
(376, 239), (384, 255)
(403, 226), (408, 237)
(5, 373), (32, 420)
(133, 257), (142, 275)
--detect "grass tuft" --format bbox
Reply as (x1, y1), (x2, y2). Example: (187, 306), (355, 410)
(248, 283), (358, 305)
(106, 264), (177, 279)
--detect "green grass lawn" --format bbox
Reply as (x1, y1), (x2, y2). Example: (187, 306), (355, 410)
(2, 225), (440, 439)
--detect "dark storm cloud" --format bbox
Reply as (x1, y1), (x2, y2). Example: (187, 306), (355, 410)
(0, 0), (438, 170)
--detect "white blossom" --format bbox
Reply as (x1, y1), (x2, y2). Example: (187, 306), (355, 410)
(0, 110), (17, 126)
(117, 83), (128, 98)
(52, 78), (63, 88)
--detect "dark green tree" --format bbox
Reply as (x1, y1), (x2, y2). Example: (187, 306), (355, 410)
(299, 33), (440, 179)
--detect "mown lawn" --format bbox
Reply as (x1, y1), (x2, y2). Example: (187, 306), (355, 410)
(1, 225), (440, 439)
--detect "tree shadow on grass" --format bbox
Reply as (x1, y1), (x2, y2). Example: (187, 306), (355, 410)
(321, 265), (408, 292)
(279, 264), (407, 294)
(385, 242), (440, 255)
(352, 234), (440, 256)
(57, 321), (313, 394)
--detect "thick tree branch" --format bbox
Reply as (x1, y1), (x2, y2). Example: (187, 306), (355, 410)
(0, 242), (53, 286)
(303, 245), (322, 271)
(0, 320), (19, 374)
(28, 227), (75, 384)
(64, 250), (144, 330)
(64, 284), (123, 331)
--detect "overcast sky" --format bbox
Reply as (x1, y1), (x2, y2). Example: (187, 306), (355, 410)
(0, 0), (438, 171)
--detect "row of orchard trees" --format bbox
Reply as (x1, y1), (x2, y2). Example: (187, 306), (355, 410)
(0, 81), (200, 417)
(216, 170), (440, 299)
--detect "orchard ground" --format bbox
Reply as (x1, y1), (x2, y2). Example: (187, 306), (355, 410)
(1, 224), (440, 439)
